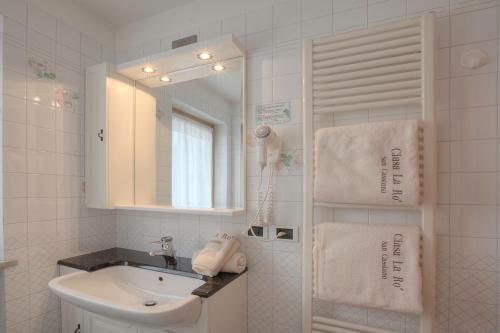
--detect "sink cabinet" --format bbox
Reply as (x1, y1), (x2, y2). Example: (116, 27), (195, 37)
(58, 266), (247, 333)
(84, 313), (137, 333)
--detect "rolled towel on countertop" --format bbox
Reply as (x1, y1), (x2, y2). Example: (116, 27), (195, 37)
(193, 250), (247, 274)
(314, 120), (423, 207)
(192, 232), (240, 277)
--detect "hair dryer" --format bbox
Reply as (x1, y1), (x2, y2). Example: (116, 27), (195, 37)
(254, 125), (280, 171)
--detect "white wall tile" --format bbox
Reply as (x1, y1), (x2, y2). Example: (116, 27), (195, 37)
(436, 48), (450, 79)
(273, 73), (301, 100)
(0, 0), (27, 24)
(248, 52), (273, 80)
(302, 0), (333, 20)
(222, 14), (246, 36)
(4, 41), (26, 75)
(4, 95), (27, 124)
(407, 0), (449, 13)
(273, 47), (301, 76)
(436, 16), (451, 48)
(450, 173), (496, 204)
(4, 173), (27, 198)
(450, 205), (496, 238)
(4, 69), (26, 99)
(334, 7), (367, 32)
(368, 0), (405, 23)
(4, 121), (27, 149)
(450, 139), (497, 172)
(333, 0), (367, 13)
(451, 8), (498, 46)
(57, 44), (81, 70)
(273, 0), (301, 28)
(450, 73), (497, 108)
(81, 34), (102, 61)
(450, 106), (497, 140)
(246, 30), (273, 51)
(274, 23), (301, 45)
(3, 198), (27, 225)
(246, 6), (273, 35)
(302, 15), (333, 37)
(56, 21), (80, 51)
(27, 5), (56, 39)
(27, 29), (56, 59)
(199, 21), (222, 41)
(5, 17), (27, 46)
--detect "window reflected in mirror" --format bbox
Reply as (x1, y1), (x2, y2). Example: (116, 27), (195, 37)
(134, 57), (244, 210)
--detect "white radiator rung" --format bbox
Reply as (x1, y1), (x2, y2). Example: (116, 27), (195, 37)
(313, 35), (421, 61)
(313, 316), (398, 333)
(313, 62), (420, 84)
(314, 89), (421, 107)
(314, 80), (421, 99)
(312, 17), (420, 46)
(314, 201), (420, 211)
(313, 44), (421, 69)
(314, 71), (421, 91)
(314, 97), (421, 113)
(313, 53), (421, 76)
(313, 26), (420, 53)
(313, 323), (363, 333)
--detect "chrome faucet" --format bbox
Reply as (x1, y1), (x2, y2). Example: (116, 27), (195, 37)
(149, 236), (176, 265)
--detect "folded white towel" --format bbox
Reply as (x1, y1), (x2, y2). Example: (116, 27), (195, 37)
(193, 251), (247, 274)
(313, 222), (422, 314)
(192, 233), (240, 277)
(314, 120), (422, 206)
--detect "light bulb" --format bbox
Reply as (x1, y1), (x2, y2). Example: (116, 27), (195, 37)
(197, 52), (212, 60)
(212, 63), (225, 71)
(160, 75), (172, 82)
(142, 66), (156, 73)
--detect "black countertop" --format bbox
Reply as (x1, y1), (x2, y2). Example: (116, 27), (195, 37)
(57, 247), (246, 298)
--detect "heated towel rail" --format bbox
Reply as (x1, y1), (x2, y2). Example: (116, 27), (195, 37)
(303, 13), (436, 333)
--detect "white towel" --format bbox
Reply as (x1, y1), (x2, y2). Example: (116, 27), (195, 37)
(192, 233), (240, 277)
(193, 251), (247, 274)
(313, 222), (422, 314)
(314, 120), (422, 206)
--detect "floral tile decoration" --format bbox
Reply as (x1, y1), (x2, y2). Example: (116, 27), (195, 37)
(28, 55), (56, 81)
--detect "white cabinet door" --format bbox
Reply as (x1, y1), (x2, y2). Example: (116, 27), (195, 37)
(84, 62), (135, 209)
(61, 300), (83, 333)
(84, 312), (137, 333)
(85, 63), (108, 209)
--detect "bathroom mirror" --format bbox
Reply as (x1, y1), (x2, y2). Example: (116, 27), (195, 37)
(115, 35), (245, 214)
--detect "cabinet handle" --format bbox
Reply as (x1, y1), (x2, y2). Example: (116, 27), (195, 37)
(74, 324), (81, 333)
(97, 129), (104, 142)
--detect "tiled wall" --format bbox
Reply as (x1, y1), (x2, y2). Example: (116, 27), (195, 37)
(114, 0), (500, 333)
(0, 1), (116, 332)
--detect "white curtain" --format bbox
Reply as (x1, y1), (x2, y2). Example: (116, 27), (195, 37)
(172, 113), (213, 208)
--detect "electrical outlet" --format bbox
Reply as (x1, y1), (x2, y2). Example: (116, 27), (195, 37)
(272, 226), (298, 242)
(247, 225), (267, 238)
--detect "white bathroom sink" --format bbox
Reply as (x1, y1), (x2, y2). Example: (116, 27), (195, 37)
(49, 265), (206, 328)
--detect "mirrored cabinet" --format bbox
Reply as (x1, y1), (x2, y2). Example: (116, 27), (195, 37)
(85, 35), (245, 216)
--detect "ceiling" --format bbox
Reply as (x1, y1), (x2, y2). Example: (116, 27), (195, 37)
(68, 0), (196, 27)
